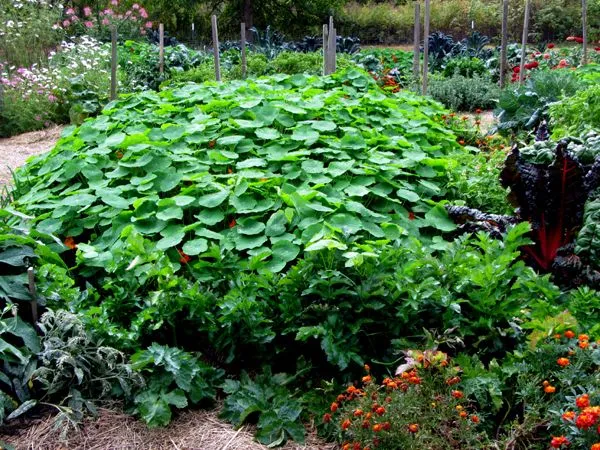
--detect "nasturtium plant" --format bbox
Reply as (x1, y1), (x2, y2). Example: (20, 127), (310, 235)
(12, 69), (461, 276)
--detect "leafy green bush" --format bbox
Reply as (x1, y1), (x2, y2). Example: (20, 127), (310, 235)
(446, 148), (512, 215)
(428, 74), (499, 112)
(549, 85), (600, 138)
(442, 57), (487, 78)
(495, 69), (583, 136)
(131, 344), (223, 427)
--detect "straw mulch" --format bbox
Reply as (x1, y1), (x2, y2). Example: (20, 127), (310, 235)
(0, 405), (336, 450)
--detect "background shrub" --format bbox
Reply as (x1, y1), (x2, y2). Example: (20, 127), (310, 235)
(428, 73), (499, 112)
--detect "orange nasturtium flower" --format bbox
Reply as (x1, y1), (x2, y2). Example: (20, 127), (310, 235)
(330, 402), (338, 413)
(372, 423), (383, 432)
(341, 419), (352, 430)
(64, 236), (77, 249)
(177, 249), (191, 264)
(564, 330), (575, 339)
(408, 423), (419, 433)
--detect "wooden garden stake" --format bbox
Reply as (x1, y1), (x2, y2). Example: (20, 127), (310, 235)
(582, 0), (588, 65)
(323, 24), (329, 75)
(27, 267), (38, 324)
(519, 0), (531, 84)
(500, 0), (509, 88)
(422, 0), (430, 95)
(413, 1), (421, 87)
(329, 20), (337, 74)
(241, 22), (247, 79)
(211, 15), (221, 82)
(110, 26), (117, 100)
(159, 23), (164, 75)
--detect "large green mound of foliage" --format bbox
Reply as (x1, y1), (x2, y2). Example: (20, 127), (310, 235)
(13, 69), (460, 277)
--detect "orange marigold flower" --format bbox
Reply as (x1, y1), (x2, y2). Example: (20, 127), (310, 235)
(409, 376), (422, 385)
(341, 419), (352, 430)
(545, 385), (556, 394)
(564, 330), (575, 339)
(64, 236), (77, 250)
(451, 390), (464, 399)
(385, 396), (392, 403)
(476, 108), (483, 114)
(446, 376), (461, 386)
(361, 420), (370, 429)
(408, 423), (419, 433)
(353, 443), (361, 450)
(471, 415), (480, 423)
(375, 406), (385, 416)
(543, 380), (550, 387)
(365, 412), (372, 420)
(337, 394), (346, 402)
(591, 443), (600, 450)
(578, 334), (589, 341)
(557, 357), (570, 367)
(372, 424), (382, 432)
(550, 436), (569, 448)
(362, 375), (372, 383)
(576, 394), (590, 409)
(579, 340), (589, 349)
(382, 422), (391, 431)
(554, 333), (562, 339)
(323, 413), (332, 423)
(346, 385), (357, 394)
(343, 444), (351, 450)
(562, 411), (576, 421)
(353, 409), (363, 417)
(575, 412), (596, 429)
(331, 402), (338, 413)
(459, 411), (468, 418)
(459, 139), (465, 145)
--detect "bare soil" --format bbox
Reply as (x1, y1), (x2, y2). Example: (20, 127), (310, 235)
(0, 126), (64, 187)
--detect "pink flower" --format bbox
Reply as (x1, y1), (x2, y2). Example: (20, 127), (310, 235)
(34, 115), (41, 122)
(111, 0), (118, 5)
(543, 53), (550, 59)
(48, 94), (57, 102)
(102, 8), (113, 15)
(102, 18), (110, 25)
(145, 21), (152, 28)
(62, 19), (71, 27)
(83, 6), (92, 16)
(125, 10), (131, 16)
(140, 29), (146, 35)
(129, 15), (136, 20)
(66, 7), (75, 14)
(70, 15), (78, 21)
(132, 3), (140, 9)
(84, 21), (94, 28)
(139, 8), (148, 18)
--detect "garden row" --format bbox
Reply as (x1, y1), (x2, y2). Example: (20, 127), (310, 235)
(1, 63), (599, 448)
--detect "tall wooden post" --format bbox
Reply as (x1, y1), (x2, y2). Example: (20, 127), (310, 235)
(323, 24), (329, 75)
(159, 23), (164, 75)
(582, 0), (588, 65)
(413, 1), (421, 87)
(211, 15), (221, 82)
(500, 0), (509, 88)
(328, 16), (337, 74)
(422, 0), (430, 94)
(110, 26), (117, 100)
(519, 0), (530, 84)
(241, 23), (247, 79)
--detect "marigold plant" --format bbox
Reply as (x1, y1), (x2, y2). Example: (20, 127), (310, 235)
(324, 350), (487, 449)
